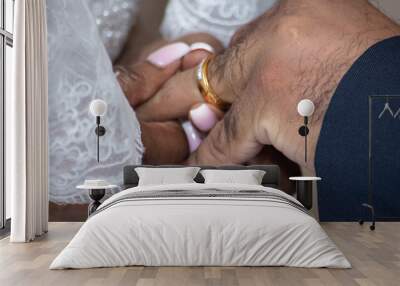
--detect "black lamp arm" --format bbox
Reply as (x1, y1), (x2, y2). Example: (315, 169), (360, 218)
(94, 116), (106, 162)
(298, 116), (309, 162)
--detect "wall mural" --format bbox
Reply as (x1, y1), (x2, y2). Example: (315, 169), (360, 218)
(47, 0), (400, 223)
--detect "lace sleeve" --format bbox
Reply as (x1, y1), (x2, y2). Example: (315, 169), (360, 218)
(160, 0), (277, 47)
(86, 0), (139, 61)
(47, 0), (143, 204)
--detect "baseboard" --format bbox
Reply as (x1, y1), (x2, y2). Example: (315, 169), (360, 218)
(49, 202), (88, 222)
(0, 218), (11, 239)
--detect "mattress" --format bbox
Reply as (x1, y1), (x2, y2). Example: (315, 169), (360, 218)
(50, 183), (350, 269)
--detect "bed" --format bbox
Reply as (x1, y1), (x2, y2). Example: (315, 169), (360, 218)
(50, 165), (350, 269)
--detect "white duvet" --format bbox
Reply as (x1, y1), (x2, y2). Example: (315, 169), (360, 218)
(50, 183), (350, 269)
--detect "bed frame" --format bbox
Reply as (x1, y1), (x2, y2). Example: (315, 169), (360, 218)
(122, 165), (281, 189)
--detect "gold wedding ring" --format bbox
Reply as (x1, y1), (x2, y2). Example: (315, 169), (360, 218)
(196, 55), (230, 111)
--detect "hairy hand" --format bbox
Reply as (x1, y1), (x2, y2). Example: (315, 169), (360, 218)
(137, 0), (400, 171)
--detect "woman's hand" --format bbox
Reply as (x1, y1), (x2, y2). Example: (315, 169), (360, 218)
(113, 33), (223, 164)
(135, 0), (400, 171)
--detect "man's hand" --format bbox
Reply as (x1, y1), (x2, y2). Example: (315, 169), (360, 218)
(136, 0), (400, 171)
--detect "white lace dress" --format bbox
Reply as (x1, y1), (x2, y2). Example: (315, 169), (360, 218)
(47, 0), (399, 204)
(47, 0), (143, 204)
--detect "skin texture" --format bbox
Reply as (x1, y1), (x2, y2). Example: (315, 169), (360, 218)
(131, 0), (400, 173)
(115, 33), (301, 191)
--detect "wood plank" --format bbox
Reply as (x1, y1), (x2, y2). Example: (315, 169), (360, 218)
(0, 222), (399, 286)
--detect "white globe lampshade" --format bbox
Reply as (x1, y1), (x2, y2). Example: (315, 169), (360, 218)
(297, 99), (315, 117)
(89, 99), (107, 117)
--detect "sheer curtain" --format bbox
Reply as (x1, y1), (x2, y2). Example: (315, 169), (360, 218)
(7, 0), (48, 242)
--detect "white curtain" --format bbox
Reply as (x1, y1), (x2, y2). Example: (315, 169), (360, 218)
(7, 0), (49, 242)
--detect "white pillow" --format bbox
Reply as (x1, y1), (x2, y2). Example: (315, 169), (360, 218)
(135, 167), (200, 186)
(200, 169), (266, 185)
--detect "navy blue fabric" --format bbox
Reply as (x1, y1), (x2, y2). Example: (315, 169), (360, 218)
(316, 36), (400, 221)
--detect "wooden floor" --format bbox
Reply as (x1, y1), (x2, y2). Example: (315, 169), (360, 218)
(0, 222), (399, 286)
